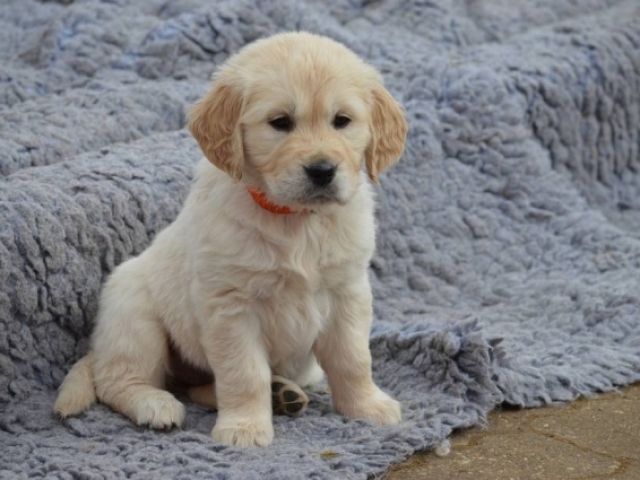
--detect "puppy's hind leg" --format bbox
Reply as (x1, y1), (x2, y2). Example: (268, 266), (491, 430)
(187, 383), (218, 409)
(188, 376), (309, 417)
(291, 353), (325, 389)
(91, 262), (185, 430)
(54, 352), (97, 418)
(270, 376), (309, 417)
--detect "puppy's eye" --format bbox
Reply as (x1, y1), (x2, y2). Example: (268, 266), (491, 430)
(269, 115), (294, 132)
(333, 114), (351, 129)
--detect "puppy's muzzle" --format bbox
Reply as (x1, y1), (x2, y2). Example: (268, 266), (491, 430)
(304, 161), (336, 187)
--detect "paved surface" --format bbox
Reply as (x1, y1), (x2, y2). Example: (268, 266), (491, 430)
(387, 383), (640, 480)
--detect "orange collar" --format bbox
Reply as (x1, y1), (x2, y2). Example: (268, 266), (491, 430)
(247, 187), (303, 215)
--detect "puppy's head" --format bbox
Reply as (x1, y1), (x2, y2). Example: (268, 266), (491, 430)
(189, 32), (407, 208)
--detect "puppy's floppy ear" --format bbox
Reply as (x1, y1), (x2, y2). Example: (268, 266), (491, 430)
(189, 81), (244, 182)
(364, 86), (408, 183)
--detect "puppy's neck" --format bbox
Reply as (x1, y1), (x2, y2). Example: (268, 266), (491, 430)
(246, 187), (306, 215)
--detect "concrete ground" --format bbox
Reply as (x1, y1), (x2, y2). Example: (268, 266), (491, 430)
(387, 383), (640, 480)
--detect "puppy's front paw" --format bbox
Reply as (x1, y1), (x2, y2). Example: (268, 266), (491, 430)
(213, 415), (274, 447)
(133, 391), (186, 429)
(339, 388), (402, 426)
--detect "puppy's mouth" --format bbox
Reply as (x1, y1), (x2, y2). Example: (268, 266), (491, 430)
(264, 171), (351, 208)
(296, 185), (342, 205)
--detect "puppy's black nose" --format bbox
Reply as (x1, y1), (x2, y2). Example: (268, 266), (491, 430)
(304, 161), (336, 186)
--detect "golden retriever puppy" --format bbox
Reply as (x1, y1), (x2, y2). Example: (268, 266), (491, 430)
(54, 31), (407, 447)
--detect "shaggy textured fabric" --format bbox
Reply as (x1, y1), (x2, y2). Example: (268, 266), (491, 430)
(2, 0), (640, 478)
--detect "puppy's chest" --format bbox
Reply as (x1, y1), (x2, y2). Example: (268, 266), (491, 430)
(269, 225), (356, 292)
(256, 244), (340, 320)
(252, 229), (360, 356)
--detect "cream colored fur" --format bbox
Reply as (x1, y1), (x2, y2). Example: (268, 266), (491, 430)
(54, 31), (407, 447)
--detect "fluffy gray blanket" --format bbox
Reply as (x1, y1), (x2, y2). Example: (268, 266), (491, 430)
(1, 0), (640, 478)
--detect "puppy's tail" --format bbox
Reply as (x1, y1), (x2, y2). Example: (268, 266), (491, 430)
(54, 352), (97, 418)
